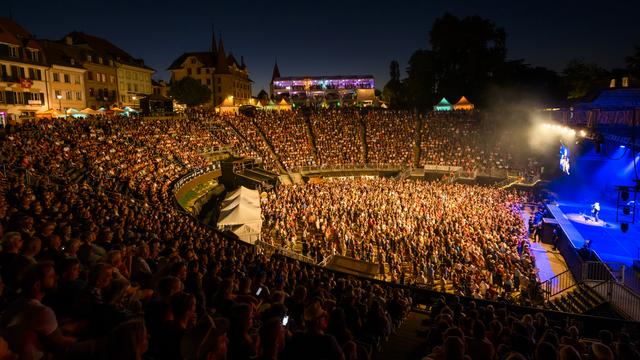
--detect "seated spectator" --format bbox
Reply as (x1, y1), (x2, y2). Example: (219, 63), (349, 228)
(282, 300), (345, 360)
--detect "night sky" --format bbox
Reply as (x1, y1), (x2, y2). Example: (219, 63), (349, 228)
(4, 0), (640, 95)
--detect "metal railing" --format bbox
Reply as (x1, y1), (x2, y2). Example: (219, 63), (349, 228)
(542, 269), (578, 300)
(171, 162), (221, 194)
(591, 281), (640, 321)
(297, 163), (406, 173)
(254, 240), (317, 265)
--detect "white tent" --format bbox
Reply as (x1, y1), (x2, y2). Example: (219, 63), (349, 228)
(217, 186), (262, 244)
(223, 186), (260, 203)
(221, 195), (260, 211)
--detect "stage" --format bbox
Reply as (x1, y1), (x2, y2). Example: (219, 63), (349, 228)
(545, 141), (639, 266)
(552, 201), (640, 266)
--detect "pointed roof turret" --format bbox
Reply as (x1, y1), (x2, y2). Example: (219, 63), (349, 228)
(271, 59), (281, 81)
(210, 25), (217, 56)
(240, 55), (246, 70)
(216, 35), (228, 74)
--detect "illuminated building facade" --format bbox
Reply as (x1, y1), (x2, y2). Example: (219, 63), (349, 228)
(168, 34), (252, 106)
(270, 64), (375, 106)
(0, 17), (49, 122)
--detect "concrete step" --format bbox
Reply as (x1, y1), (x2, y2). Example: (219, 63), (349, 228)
(278, 174), (292, 185)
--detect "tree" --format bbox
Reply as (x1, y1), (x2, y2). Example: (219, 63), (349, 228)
(257, 89), (269, 101)
(169, 77), (212, 107)
(562, 60), (609, 99)
(405, 50), (437, 111)
(626, 45), (640, 79)
(429, 13), (507, 105)
(382, 60), (407, 108)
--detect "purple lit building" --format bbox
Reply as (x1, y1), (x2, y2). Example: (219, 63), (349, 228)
(269, 61), (375, 106)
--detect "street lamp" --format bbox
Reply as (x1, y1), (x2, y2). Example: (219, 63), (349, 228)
(132, 95), (136, 109)
(56, 94), (63, 118)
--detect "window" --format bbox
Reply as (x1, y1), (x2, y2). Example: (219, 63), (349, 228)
(205, 69), (210, 74)
(206, 79), (211, 85)
(98, 57), (103, 64)
(74, 75), (81, 84)
(87, 72), (93, 81)
(27, 49), (39, 62)
(191, 58), (196, 64)
(70, 58), (75, 65)
(75, 91), (82, 100)
(86, 54), (92, 62)
(54, 89), (61, 97)
(217, 78), (221, 84)
(34, 69), (42, 81)
(127, 83), (132, 91)
(64, 74), (71, 83)
(88, 88), (94, 97)
(53, 72), (60, 82)
(109, 60), (114, 66)
(101, 74), (107, 82)
(196, 68), (201, 74)
(187, 68), (192, 75)
(109, 75), (115, 83)
(66, 90), (72, 100)
(217, 86), (221, 93)
(134, 84), (138, 92)
(8, 46), (19, 57)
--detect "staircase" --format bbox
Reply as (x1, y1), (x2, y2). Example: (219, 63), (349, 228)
(303, 116), (319, 164)
(289, 172), (304, 184)
(278, 174), (292, 185)
(359, 117), (368, 163)
(547, 283), (607, 315)
(251, 119), (287, 173)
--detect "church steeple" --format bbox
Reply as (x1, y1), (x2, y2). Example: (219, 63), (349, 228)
(210, 25), (217, 56)
(271, 59), (281, 81)
(216, 35), (228, 74)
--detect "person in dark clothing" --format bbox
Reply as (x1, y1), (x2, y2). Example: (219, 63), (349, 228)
(281, 300), (344, 360)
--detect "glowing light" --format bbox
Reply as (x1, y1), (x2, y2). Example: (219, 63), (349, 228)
(580, 130), (587, 137)
(620, 145), (626, 149)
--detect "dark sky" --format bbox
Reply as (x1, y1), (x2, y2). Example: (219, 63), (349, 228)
(4, 0), (639, 95)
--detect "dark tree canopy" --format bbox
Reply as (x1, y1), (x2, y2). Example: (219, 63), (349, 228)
(169, 76), (212, 107)
(562, 60), (609, 100)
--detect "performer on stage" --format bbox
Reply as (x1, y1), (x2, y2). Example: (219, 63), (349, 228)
(591, 202), (600, 222)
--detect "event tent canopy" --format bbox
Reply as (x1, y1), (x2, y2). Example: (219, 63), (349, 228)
(217, 186), (262, 244)
(453, 96), (474, 111)
(433, 97), (453, 111)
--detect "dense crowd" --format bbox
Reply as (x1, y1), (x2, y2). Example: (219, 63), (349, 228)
(252, 112), (316, 170)
(261, 177), (538, 301)
(417, 295), (640, 360)
(310, 111), (364, 166)
(224, 115), (281, 172)
(365, 111), (416, 166)
(420, 112), (541, 177)
(0, 110), (634, 360)
(0, 117), (414, 360)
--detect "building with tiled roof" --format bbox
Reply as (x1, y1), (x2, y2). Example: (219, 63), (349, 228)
(168, 33), (252, 106)
(0, 17), (49, 122)
(62, 31), (154, 109)
(40, 40), (87, 113)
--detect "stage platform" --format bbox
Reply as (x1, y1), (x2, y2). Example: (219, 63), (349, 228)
(549, 201), (640, 266)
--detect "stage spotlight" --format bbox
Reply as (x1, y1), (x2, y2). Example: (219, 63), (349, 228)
(621, 223), (629, 233)
(579, 129), (587, 137)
